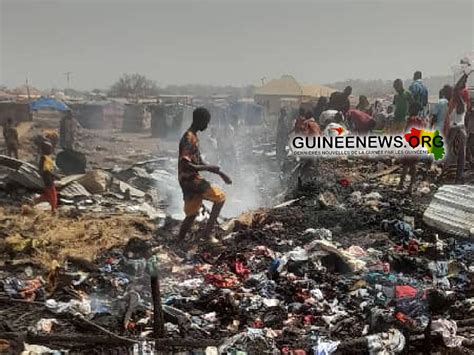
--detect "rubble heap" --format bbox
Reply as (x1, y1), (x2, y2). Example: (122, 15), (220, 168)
(0, 159), (472, 354)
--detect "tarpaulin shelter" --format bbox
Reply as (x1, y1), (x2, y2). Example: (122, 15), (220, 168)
(30, 97), (70, 112)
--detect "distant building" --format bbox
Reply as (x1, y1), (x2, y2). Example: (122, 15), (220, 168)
(149, 103), (190, 138)
(0, 102), (32, 125)
(122, 103), (150, 132)
(0, 91), (15, 101)
(254, 75), (335, 115)
(9, 85), (42, 100)
(71, 101), (124, 129)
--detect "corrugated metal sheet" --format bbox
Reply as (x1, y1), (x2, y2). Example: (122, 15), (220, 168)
(423, 185), (474, 238)
(60, 181), (90, 198)
(0, 155), (44, 190)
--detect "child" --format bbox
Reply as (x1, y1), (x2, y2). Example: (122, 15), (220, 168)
(35, 142), (58, 214)
(398, 102), (426, 193)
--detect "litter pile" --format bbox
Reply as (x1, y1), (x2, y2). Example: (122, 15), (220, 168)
(0, 153), (167, 215)
(0, 158), (472, 354)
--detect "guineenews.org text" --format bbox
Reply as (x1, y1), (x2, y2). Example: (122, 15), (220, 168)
(291, 134), (443, 150)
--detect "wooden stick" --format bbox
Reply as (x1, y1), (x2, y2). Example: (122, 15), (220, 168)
(74, 315), (138, 344)
(151, 275), (165, 338)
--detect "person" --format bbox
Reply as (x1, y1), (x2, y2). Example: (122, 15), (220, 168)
(346, 109), (376, 135)
(466, 107), (474, 167)
(408, 71), (429, 116)
(302, 111), (321, 136)
(373, 99), (384, 116)
(313, 97), (328, 122)
(3, 118), (19, 159)
(323, 112), (348, 136)
(372, 100), (388, 130)
(319, 109), (344, 128)
(443, 71), (472, 183)
(276, 107), (290, 163)
(292, 107), (307, 135)
(398, 102), (426, 193)
(178, 107), (232, 244)
(33, 130), (59, 163)
(328, 86), (352, 114)
(45, 130), (59, 150)
(356, 95), (372, 114)
(296, 111), (321, 184)
(59, 110), (77, 150)
(430, 86), (450, 132)
(392, 79), (413, 133)
(404, 102), (427, 131)
(34, 142), (58, 214)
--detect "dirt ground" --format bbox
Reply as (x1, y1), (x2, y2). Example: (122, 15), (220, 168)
(8, 111), (163, 169)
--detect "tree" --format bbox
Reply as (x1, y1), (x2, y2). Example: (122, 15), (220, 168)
(109, 73), (159, 98)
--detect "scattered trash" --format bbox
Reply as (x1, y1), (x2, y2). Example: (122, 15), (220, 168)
(2, 277), (45, 301)
(45, 298), (92, 316)
(313, 339), (340, 355)
(76, 169), (110, 194)
(367, 329), (405, 354)
(22, 343), (63, 355)
(303, 228), (333, 241)
(0, 127), (472, 355)
(318, 191), (339, 208)
(34, 318), (59, 334)
(431, 319), (465, 348)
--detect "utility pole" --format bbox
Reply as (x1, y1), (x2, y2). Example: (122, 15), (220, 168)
(63, 72), (72, 89)
(25, 77), (31, 101)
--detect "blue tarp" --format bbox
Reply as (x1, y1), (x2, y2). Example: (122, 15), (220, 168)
(30, 97), (69, 112)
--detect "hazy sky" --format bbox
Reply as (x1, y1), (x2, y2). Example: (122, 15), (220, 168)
(1, 0), (473, 90)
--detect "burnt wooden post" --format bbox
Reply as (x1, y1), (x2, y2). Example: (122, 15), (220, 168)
(147, 256), (165, 338)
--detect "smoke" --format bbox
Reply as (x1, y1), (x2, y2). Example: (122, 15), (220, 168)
(149, 158), (186, 220)
(199, 124), (282, 218)
(151, 124), (282, 221)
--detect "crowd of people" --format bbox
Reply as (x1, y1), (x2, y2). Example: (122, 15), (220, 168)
(276, 69), (474, 188)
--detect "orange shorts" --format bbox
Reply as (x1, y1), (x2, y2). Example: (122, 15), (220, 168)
(184, 185), (226, 217)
